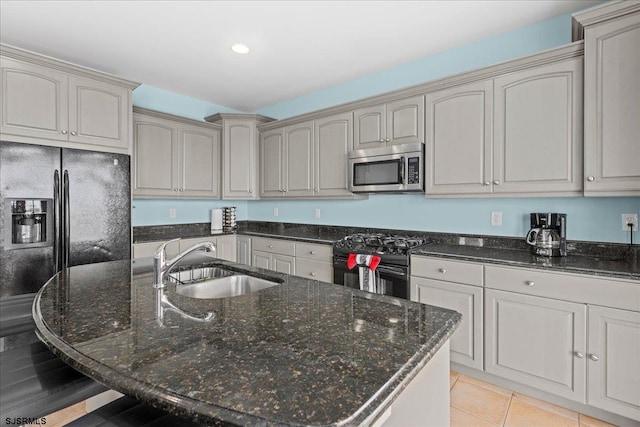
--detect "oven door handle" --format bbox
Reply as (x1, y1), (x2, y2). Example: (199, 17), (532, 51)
(334, 257), (407, 278)
(399, 157), (405, 185)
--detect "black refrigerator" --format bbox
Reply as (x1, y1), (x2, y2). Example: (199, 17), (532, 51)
(0, 141), (131, 297)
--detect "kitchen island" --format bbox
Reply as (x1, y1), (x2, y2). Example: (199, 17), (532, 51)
(33, 256), (460, 426)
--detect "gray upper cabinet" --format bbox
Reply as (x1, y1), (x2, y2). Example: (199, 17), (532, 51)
(314, 112), (353, 197)
(353, 95), (424, 150)
(0, 45), (137, 154)
(425, 55), (582, 197)
(587, 305), (640, 421)
(425, 80), (493, 195)
(132, 109), (221, 198)
(206, 114), (274, 200)
(582, 10), (640, 195)
(493, 57), (583, 194)
(259, 121), (314, 198)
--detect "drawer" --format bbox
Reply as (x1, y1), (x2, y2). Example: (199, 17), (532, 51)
(133, 240), (179, 259)
(295, 258), (333, 283)
(296, 242), (332, 261)
(252, 237), (295, 256)
(411, 256), (483, 286)
(485, 265), (640, 311)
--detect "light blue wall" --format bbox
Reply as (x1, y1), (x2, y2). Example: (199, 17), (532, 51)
(132, 199), (248, 227)
(133, 84), (241, 121)
(255, 13), (573, 119)
(249, 196), (639, 244)
(132, 6), (640, 244)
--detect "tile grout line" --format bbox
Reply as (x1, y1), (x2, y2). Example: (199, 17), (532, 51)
(502, 393), (514, 427)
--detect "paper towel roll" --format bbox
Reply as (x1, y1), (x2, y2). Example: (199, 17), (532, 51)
(211, 209), (223, 234)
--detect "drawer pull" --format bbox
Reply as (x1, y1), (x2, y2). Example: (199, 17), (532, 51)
(525, 281), (535, 287)
(439, 268), (446, 274)
(310, 251), (316, 255)
(310, 272), (316, 276)
(589, 354), (599, 361)
(574, 351), (584, 359)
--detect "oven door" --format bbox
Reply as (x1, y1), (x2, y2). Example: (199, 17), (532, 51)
(333, 255), (409, 299)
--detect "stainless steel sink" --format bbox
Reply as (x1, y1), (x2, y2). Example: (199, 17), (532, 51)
(175, 275), (279, 299)
(168, 266), (235, 285)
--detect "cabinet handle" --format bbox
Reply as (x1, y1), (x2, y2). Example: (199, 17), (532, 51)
(268, 245), (273, 248)
(173, 188), (178, 191)
(589, 354), (599, 361)
(71, 131), (77, 136)
(310, 251), (316, 255)
(179, 188), (183, 191)
(526, 281), (535, 287)
(310, 272), (316, 276)
(483, 181), (490, 186)
(587, 176), (595, 182)
(385, 138), (390, 142)
(574, 351), (584, 359)
(493, 180), (500, 185)
(439, 268), (446, 274)
(61, 130), (68, 135)
(379, 139), (384, 142)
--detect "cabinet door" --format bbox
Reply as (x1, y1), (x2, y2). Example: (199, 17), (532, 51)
(259, 128), (284, 198)
(588, 305), (640, 420)
(425, 80), (493, 195)
(68, 75), (129, 151)
(314, 112), (353, 197)
(493, 58), (583, 194)
(353, 104), (386, 150)
(179, 124), (220, 198)
(295, 258), (333, 282)
(485, 289), (587, 402)
(584, 12), (640, 195)
(411, 277), (483, 370)
(0, 57), (69, 141)
(386, 95), (424, 146)
(236, 236), (252, 266)
(216, 235), (237, 262)
(284, 121), (314, 197)
(132, 114), (179, 197)
(273, 254), (295, 275)
(133, 240), (179, 259)
(252, 250), (271, 270)
(223, 119), (257, 199)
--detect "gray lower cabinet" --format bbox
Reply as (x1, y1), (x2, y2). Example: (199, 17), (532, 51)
(132, 236), (235, 262)
(314, 112), (353, 197)
(485, 289), (587, 402)
(236, 236), (252, 266)
(294, 242), (333, 282)
(410, 256), (484, 370)
(132, 109), (221, 198)
(1, 49), (136, 154)
(252, 251), (295, 274)
(582, 10), (640, 195)
(587, 305), (640, 420)
(353, 95), (424, 150)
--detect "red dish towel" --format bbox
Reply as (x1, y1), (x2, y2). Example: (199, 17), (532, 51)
(347, 253), (381, 270)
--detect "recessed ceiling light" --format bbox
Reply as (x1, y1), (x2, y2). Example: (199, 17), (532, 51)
(231, 43), (250, 54)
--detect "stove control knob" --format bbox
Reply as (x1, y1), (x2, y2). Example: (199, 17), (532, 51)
(439, 268), (446, 274)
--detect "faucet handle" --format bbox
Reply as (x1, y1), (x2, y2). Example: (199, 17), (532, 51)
(154, 238), (181, 259)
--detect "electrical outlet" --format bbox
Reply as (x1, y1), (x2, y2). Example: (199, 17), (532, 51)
(273, 208), (279, 217)
(622, 213), (639, 231)
(169, 208), (176, 219)
(315, 208), (321, 219)
(491, 211), (502, 227)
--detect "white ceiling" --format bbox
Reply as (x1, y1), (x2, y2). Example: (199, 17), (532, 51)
(0, 0), (598, 112)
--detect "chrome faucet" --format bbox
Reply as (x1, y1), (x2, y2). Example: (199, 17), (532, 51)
(152, 238), (217, 288)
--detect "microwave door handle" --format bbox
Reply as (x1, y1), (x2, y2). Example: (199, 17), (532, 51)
(399, 157), (405, 184)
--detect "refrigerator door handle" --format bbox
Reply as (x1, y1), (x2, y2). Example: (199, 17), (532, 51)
(54, 170), (61, 272)
(63, 170), (70, 269)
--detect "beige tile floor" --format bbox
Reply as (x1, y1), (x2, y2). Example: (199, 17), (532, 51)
(36, 371), (618, 427)
(450, 370), (616, 427)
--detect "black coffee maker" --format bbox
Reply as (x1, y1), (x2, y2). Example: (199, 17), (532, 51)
(526, 213), (567, 257)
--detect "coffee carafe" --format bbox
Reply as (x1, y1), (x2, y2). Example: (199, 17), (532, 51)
(526, 213), (566, 257)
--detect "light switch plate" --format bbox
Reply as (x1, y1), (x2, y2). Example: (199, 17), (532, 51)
(491, 211), (502, 227)
(169, 208), (176, 219)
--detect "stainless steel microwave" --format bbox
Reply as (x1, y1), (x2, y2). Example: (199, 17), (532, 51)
(348, 143), (424, 193)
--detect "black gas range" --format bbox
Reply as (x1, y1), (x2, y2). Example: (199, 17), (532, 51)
(333, 233), (431, 299)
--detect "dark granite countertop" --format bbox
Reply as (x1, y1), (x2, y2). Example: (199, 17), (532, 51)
(411, 244), (640, 281)
(33, 257), (461, 426)
(133, 222), (639, 280)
